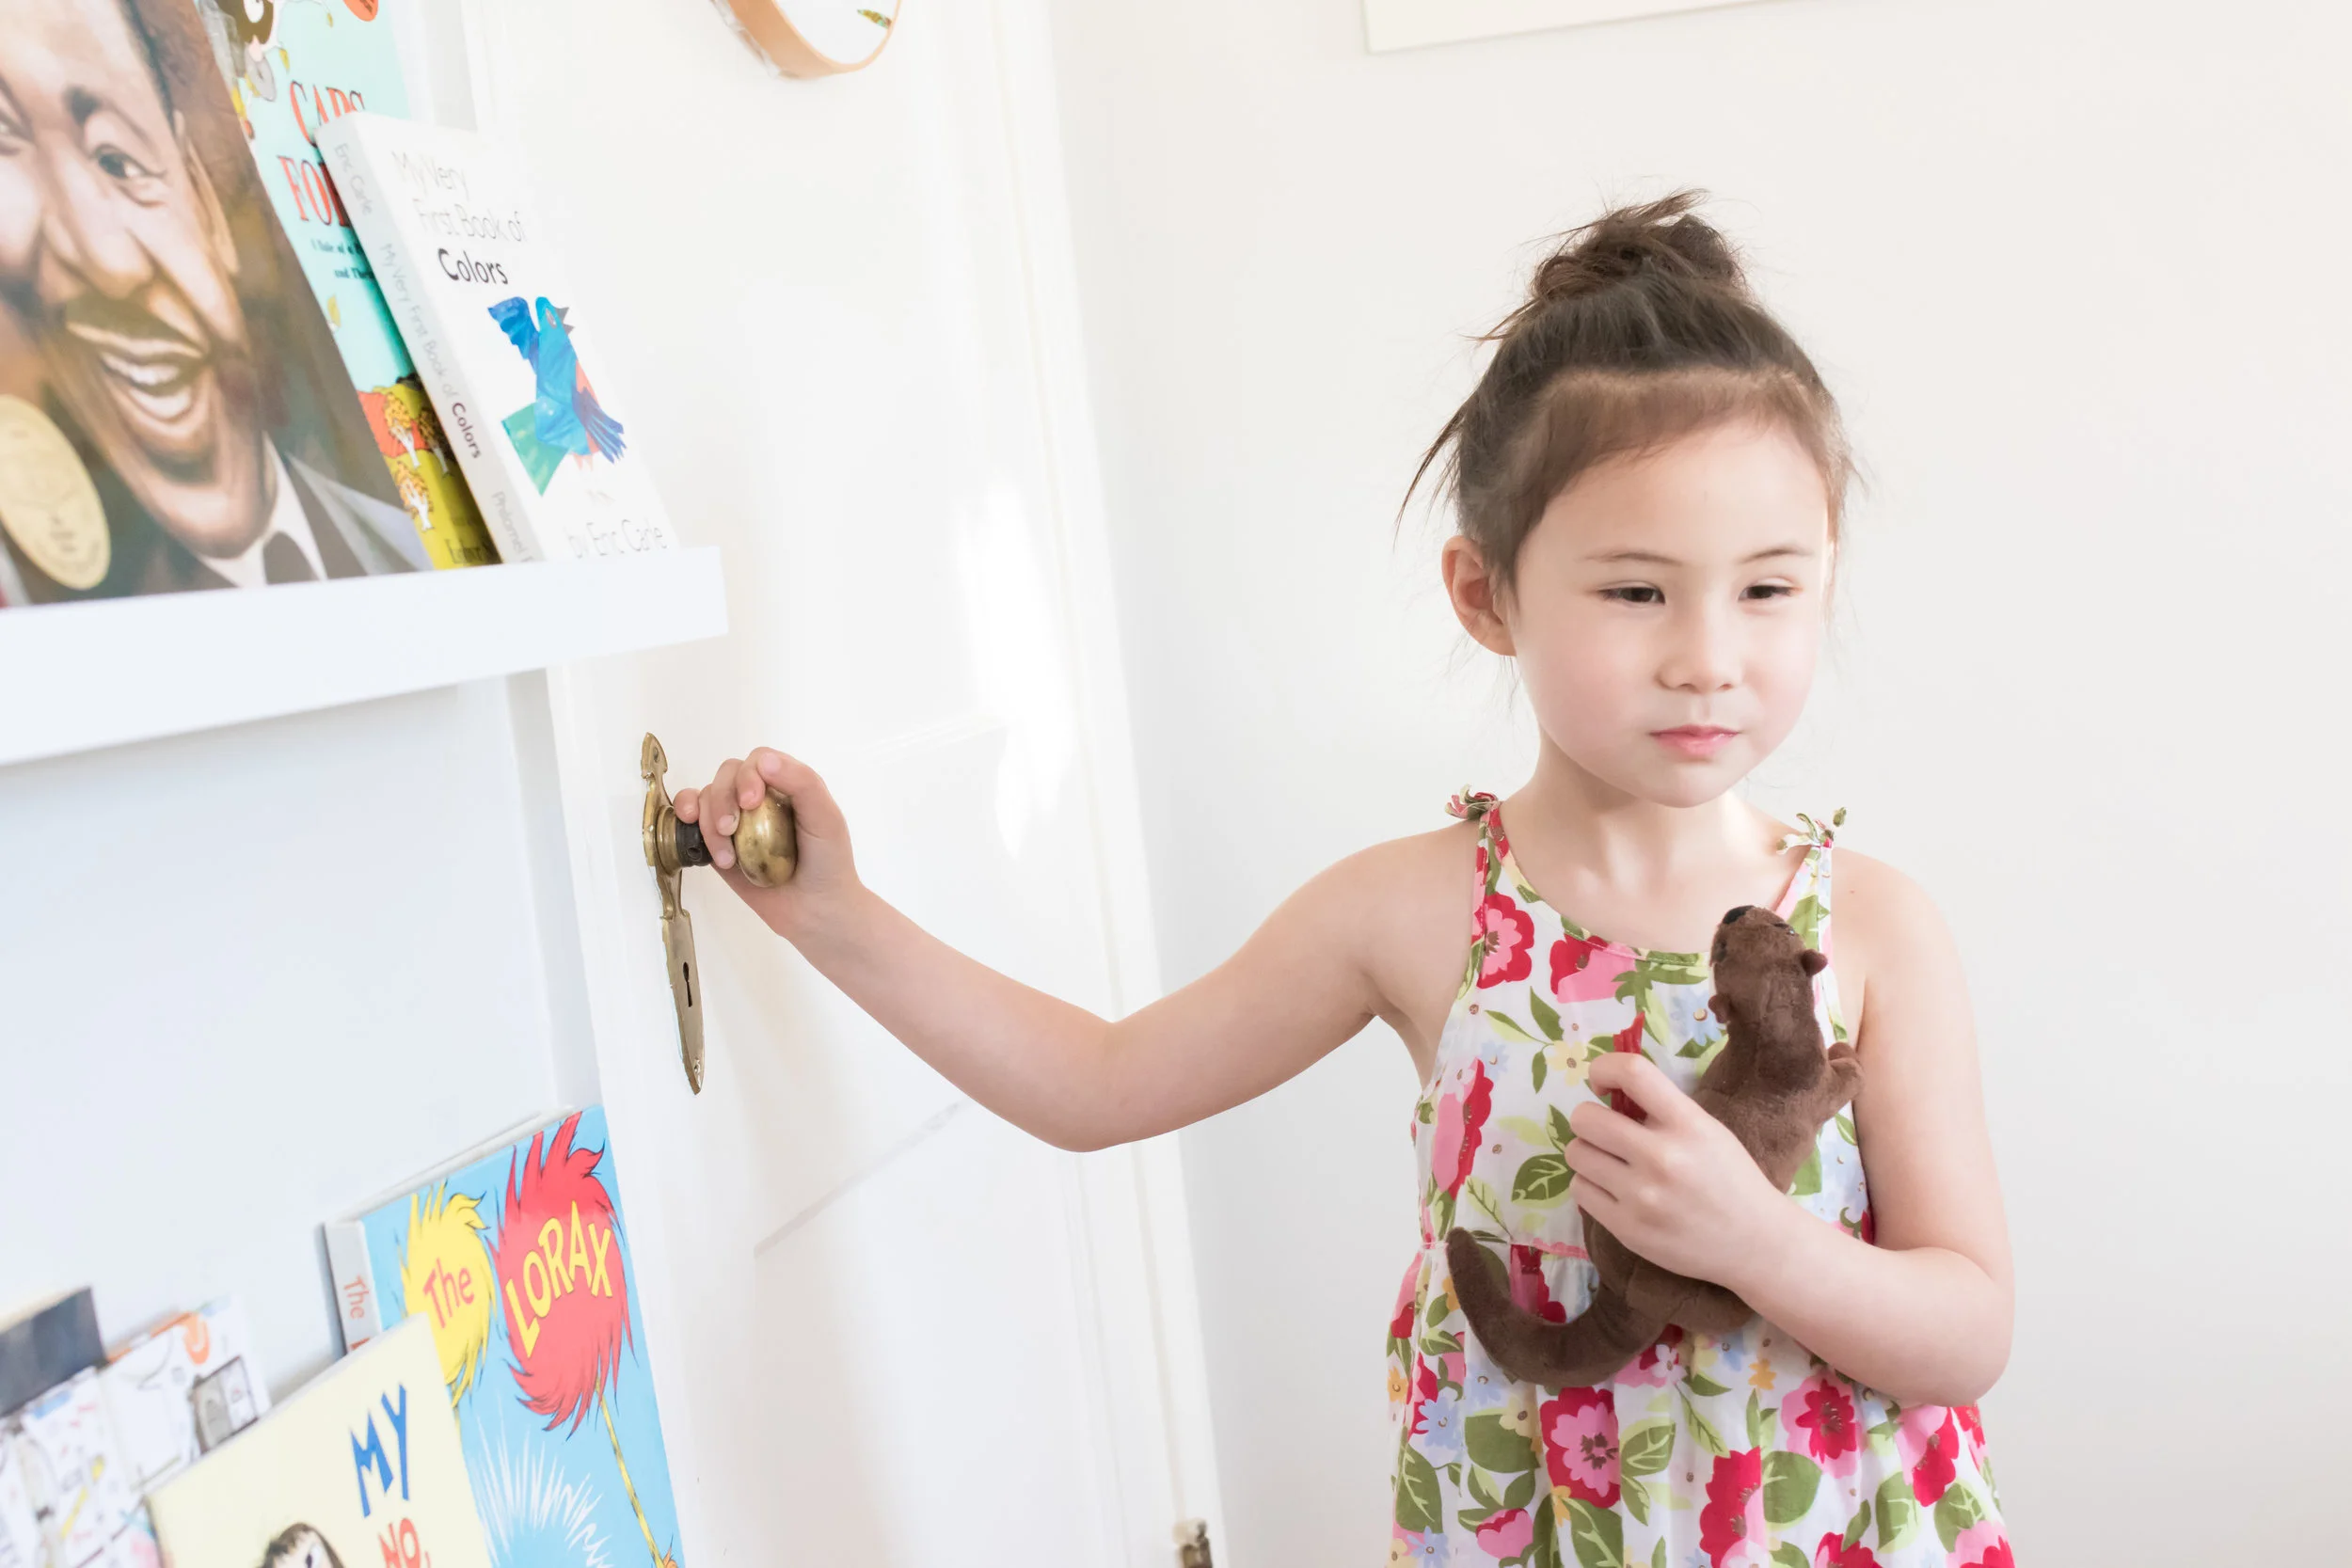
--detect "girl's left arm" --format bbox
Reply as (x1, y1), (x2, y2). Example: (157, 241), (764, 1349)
(1564, 853), (2013, 1408)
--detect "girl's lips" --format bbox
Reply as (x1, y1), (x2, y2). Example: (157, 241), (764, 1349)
(1652, 726), (1737, 759)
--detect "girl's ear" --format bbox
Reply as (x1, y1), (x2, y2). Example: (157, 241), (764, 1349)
(1800, 950), (1829, 975)
(1441, 535), (1517, 657)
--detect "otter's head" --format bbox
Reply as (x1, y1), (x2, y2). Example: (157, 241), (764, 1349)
(1708, 905), (1827, 1027)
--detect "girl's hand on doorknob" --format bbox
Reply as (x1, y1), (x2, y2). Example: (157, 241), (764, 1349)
(674, 748), (854, 940)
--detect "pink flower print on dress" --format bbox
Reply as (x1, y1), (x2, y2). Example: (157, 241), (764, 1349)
(1538, 1386), (1619, 1508)
(1954, 1402), (1987, 1465)
(1698, 1448), (1766, 1567)
(1786, 1372), (1862, 1476)
(1507, 1244), (1566, 1323)
(1619, 1323), (1685, 1386)
(1948, 1521), (2012, 1568)
(1431, 1062), (1494, 1197)
(1473, 895), (1534, 988)
(1406, 1356), (1446, 1447)
(1813, 1534), (1881, 1568)
(1549, 932), (1635, 1004)
(1895, 1407), (1961, 1506)
(1472, 1508), (1533, 1560)
(1390, 1259), (1422, 1341)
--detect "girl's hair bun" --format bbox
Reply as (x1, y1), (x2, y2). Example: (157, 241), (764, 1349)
(1409, 189), (1850, 591)
(1526, 190), (1745, 307)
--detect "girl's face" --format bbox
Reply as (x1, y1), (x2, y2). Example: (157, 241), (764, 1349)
(1446, 419), (1832, 809)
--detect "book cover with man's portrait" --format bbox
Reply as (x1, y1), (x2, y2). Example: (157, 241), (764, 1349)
(0, 0), (428, 608)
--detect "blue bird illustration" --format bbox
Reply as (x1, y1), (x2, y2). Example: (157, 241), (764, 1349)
(488, 295), (627, 495)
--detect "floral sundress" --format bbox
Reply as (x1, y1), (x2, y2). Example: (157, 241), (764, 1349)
(1389, 793), (2009, 1568)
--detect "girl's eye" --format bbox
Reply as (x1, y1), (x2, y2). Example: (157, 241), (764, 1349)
(1743, 582), (1797, 601)
(1603, 586), (1663, 606)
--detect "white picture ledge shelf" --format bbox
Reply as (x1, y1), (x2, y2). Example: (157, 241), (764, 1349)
(0, 547), (726, 768)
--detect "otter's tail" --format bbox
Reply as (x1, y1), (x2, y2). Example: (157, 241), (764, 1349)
(1444, 1228), (1663, 1389)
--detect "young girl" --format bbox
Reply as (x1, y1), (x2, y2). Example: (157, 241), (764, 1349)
(675, 193), (2012, 1568)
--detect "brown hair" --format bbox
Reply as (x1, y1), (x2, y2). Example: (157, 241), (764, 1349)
(1408, 192), (1850, 592)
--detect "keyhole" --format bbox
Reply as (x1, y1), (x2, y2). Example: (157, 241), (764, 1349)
(681, 959), (694, 1008)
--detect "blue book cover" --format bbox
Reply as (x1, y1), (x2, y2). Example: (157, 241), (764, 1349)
(326, 1108), (683, 1568)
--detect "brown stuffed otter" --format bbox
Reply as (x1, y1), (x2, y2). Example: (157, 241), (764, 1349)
(1445, 903), (1861, 1388)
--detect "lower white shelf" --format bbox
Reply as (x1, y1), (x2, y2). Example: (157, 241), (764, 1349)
(0, 547), (726, 767)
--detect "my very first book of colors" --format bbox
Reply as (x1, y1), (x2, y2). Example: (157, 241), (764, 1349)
(325, 1110), (683, 1568)
(316, 113), (678, 565)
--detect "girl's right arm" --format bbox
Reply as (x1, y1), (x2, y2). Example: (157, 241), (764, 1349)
(675, 748), (1470, 1150)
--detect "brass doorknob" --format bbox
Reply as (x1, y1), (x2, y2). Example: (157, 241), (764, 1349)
(657, 784), (800, 888)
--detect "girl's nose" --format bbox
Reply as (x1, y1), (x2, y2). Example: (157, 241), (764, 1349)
(1661, 604), (1739, 694)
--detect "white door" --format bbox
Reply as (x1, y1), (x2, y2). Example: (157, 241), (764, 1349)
(422, 2), (1221, 1562)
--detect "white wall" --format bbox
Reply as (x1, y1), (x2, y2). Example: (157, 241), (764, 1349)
(2, 4), (1219, 1565)
(0, 676), (587, 1393)
(1040, 0), (2352, 1560)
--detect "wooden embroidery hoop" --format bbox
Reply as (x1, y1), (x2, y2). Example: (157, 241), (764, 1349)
(717, 0), (901, 77)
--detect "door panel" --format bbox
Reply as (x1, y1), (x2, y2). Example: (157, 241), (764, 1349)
(747, 1103), (1114, 1565)
(453, 0), (1216, 1560)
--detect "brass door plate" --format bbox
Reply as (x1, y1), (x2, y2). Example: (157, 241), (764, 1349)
(641, 734), (705, 1093)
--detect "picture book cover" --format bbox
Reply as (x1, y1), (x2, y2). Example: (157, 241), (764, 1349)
(0, 1289), (103, 1418)
(317, 114), (679, 565)
(186, 0), (498, 572)
(147, 1318), (488, 1568)
(327, 1112), (555, 1359)
(103, 1299), (270, 1495)
(0, 0), (427, 606)
(12, 1369), (156, 1568)
(0, 1423), (40, 1568)
(324, 1109), (683, 1568)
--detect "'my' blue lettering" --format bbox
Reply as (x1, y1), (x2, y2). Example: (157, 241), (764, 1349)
(381, 1386), (409, 1502)
(349, 1382), (412, 1517)
(351, 1418), (392, 1518)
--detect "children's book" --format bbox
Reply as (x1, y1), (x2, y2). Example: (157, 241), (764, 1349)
(11, 1370), (156, 1568)
(326, 1114), (557, 1358)
(102, 1300), (269, 1496)
(316, 115), (680, 566)
(0, 1418), (44, 1568)
(0, 1291), (102, 1418)
(187, 0), (499, 572)
(322, 1110), (682, 1568)
(147, 1318), (487, 1568)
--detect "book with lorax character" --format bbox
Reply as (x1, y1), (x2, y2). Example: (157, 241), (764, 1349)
(324, 1109), (682, 1568)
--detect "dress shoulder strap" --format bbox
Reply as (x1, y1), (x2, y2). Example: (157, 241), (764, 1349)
(1773, 807), (1844, 957)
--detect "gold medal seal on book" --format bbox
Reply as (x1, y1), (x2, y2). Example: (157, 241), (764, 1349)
(0, 395), (108, 590)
